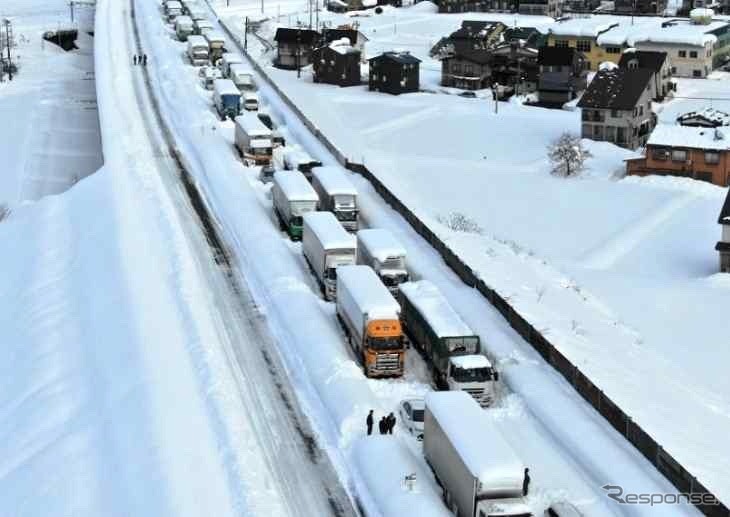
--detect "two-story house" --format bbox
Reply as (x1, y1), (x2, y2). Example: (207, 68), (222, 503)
(436, 0), (517, 12)
(518, 0), (563, 17)
(614, 0), (667, 14)
(547, 19), (620, 71)
(716, 190), (730, 272)
(618, 50), (672, 101)
(368, 51), (420, 94)
(440, 47), (493, 89)
(537, 46), (587, 105)
(312, 38), (361, 87)
(625, 124), (730, 185)
(274, 28), (321, 70)
(322, 27), (368, 58)
(578, 67), (656, 150)
(490, 41), (539, 94)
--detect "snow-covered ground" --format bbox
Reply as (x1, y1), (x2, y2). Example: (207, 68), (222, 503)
(213, 0), (730, 509)
(0, 1), (102, 205)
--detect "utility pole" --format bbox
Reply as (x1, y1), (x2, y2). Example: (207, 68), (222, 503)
(70, 1), (75, 23)
(493, 82), (499, 114)
(3, 19), (14, 81)
(244, 16), (248, 51)
(296, 28), (301, 78)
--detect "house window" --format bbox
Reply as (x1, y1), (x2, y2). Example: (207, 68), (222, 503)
(555, 39), (569, 48)
(639, 105), (644, 116)
(672, 149), (687, 162)
(633, 107), (638, 117)
(611, 109), (619, 118)
(652, 148), (669, 160)
(605, 46), (621, 54)
(693, 69), (702, 77)
(705, 151), (720, 164)
(452, 63), (462, 73)
(465, 64), (474, 75)
(576, 40), (591, 52)
(671, 66), (677, 74)
(689, 50), (698, 58)
(678, 50), (686, 58)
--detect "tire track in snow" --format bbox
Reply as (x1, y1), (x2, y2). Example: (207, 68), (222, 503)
(580, 192), (697, 270)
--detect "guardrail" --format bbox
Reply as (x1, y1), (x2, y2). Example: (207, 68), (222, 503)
(212, 13), (728, 517)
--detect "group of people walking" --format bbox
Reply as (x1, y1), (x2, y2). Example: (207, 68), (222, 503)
(133, 54), (148, 66)
(366, 410), (396, 436)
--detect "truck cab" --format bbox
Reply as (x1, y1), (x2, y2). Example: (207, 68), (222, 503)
(447, 355), (498, 408)
(213, 79), (241, 120)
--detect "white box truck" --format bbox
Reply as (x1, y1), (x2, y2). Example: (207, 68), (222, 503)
(302, 212), (356, 301)
(234, 115), (273, 165)
(425, 391), (532, 517)
(356, 228), (409, 295)
(219, 52), (243, 77)
(204, 31), (226, 65)
(186, 35), (209, 66)
(336, 265), (406, 378)
(175, 15), (194, 41)
(213, 79), (241, 120)
(242, 91), (259, 111)
(272, 170), (319, 241)
(194, 18), (214, 35)
(229, 63), (255, 91)
(311, 166), (359, 232)
(165, 0), (182, 21)
(400, 280), (498, 407)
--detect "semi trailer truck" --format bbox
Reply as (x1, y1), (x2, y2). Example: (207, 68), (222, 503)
(272, 170), (319, 241)
(302, 212), (357, 300)
(356, 228), (409, 295)
(311, 166), (359, 232)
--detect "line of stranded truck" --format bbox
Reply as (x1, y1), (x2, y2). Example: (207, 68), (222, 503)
(302, 212), (356, 301)
(425, 391), (532, 517)
(311, 166), (359, 232)
(213, 79), (241, 120)
(234, 115), (272, 165)
(400, 280), (498, 407)
(336, 265), (406, 378)
(356, 228), (409, 295)
(272, 170), (319, 240)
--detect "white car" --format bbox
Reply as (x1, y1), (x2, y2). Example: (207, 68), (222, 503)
(399, 398), (425, 440)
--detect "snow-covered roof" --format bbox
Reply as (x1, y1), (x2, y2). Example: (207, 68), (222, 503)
(175, 15), (193, 26)
(357, 229), (406, 263)
(450, 354), (492, 369)
(337, 265), (401, 319)
(166, 1), (182, 8)
(213, 79), (240, 97)
(677, 107), (730, 127)
(328, 37), (360, 55)
(273, 170), (319, 201)
(690, 7), (715, 17)
(548, 18), (619, 38)
(283, 148), (319, 167)
(596, 18), (725, 47)
(249, 138), (272, 148)
(229, 63), (252, 75)
(648, 124), (730, 150)
(187, 35), (208, 47)
(303, 212), (357, 250)
(426, 391), (526, 488)
(235, 115), (270, 135)
(400, 280), (476, 339)
(312, 166), (358, 197)
(204, 30), (226, 43)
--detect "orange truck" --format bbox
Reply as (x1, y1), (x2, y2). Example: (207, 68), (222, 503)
(336, 265), (405, 378)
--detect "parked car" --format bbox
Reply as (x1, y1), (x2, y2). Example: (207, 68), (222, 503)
(546, 501), (583, 517)
(399, 398), (425, 440)
(199, 65), (221, 89)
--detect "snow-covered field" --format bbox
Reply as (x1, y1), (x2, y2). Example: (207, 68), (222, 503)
(214, 0), (730, 508)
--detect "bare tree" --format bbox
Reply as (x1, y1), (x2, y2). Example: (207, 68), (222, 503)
(436, 212), (483, 235)
(548, 132), (591, 177)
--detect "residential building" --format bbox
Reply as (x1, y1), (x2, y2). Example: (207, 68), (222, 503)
(368, 51), (421, 94)
(518, 0), (564, 17)
(490, 41), (539, 94)
(618, 50), (673, 100)
(716, 191), (730, 272)
(503, 26), (547, 47)
(547, 19), (621, 71)
(431, 20), (505, 58)
(677, 108), (730, 127)
(312, 38), (361, 87)
(614, 0), (667, 14)
(440, 48), (493, 89)
(273, 28), (321, 70)
(436, 0), (517, 12)
(578, 67), (656, 149)
(625, 124), (730, 185)
(537, 46), (587, 105)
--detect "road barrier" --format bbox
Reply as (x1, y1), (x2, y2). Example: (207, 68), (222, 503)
(213, 13), (728, 516)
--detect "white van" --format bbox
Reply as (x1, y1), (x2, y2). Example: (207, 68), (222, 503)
(175, 15), (194, 41)
(243, 91), (259, 111)
(186, 35), (209, 66)
(229, 63), (255, 90)
(218, 52), (243, 78)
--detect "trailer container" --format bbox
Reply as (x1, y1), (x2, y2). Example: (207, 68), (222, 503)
(302, 212), (357, 300)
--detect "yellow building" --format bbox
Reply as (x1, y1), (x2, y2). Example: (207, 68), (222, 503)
(546, 19), (621, 71)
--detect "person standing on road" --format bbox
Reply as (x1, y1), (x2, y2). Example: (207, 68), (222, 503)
(522, 468), (530, 496)
(379, 417), (386, 435)
(133, 55), (138, 65)
(366, 410), (374, 436)
(142, 54), (148, 66)
(387, 412), (396, 434)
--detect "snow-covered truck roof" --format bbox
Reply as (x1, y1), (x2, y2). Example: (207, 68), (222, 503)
(204, 31), (226, 44)
(357, 229), (406, 263)
(187, 35), (208, 48)
(399, 280), (476, 339)
(175, 15), (193, 27)
(229, 63), (253, 75)
(284, 147), (318, 166)
(221, 52), (243, 63)
(234, 115), (270, 137)
(426, 391), (526, 489)
(312, 166), (358, 197)
(450, 354), (492, 369)
(213, 79), (240, 97)
(273, 170), (319, 202)
(337, 265), (401, 321)
(166, 1), (182, 8)
(303, 212), (357, 250)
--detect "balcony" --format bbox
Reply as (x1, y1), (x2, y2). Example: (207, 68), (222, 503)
(581, 110), (605, 122)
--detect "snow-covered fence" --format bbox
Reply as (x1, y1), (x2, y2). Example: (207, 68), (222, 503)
(222, 18), (730, 517)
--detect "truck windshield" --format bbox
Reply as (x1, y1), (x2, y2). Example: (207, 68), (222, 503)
(412, 409), (424, 423)
(336, 210), (357, 222)
(452, 366), (492, 383)
(325, 267), (338, 280)
(289, 216), (303, 227)
(382, 272), (409, 287)
(369, 336), (403, 351)
(222, 94), (239, 109)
